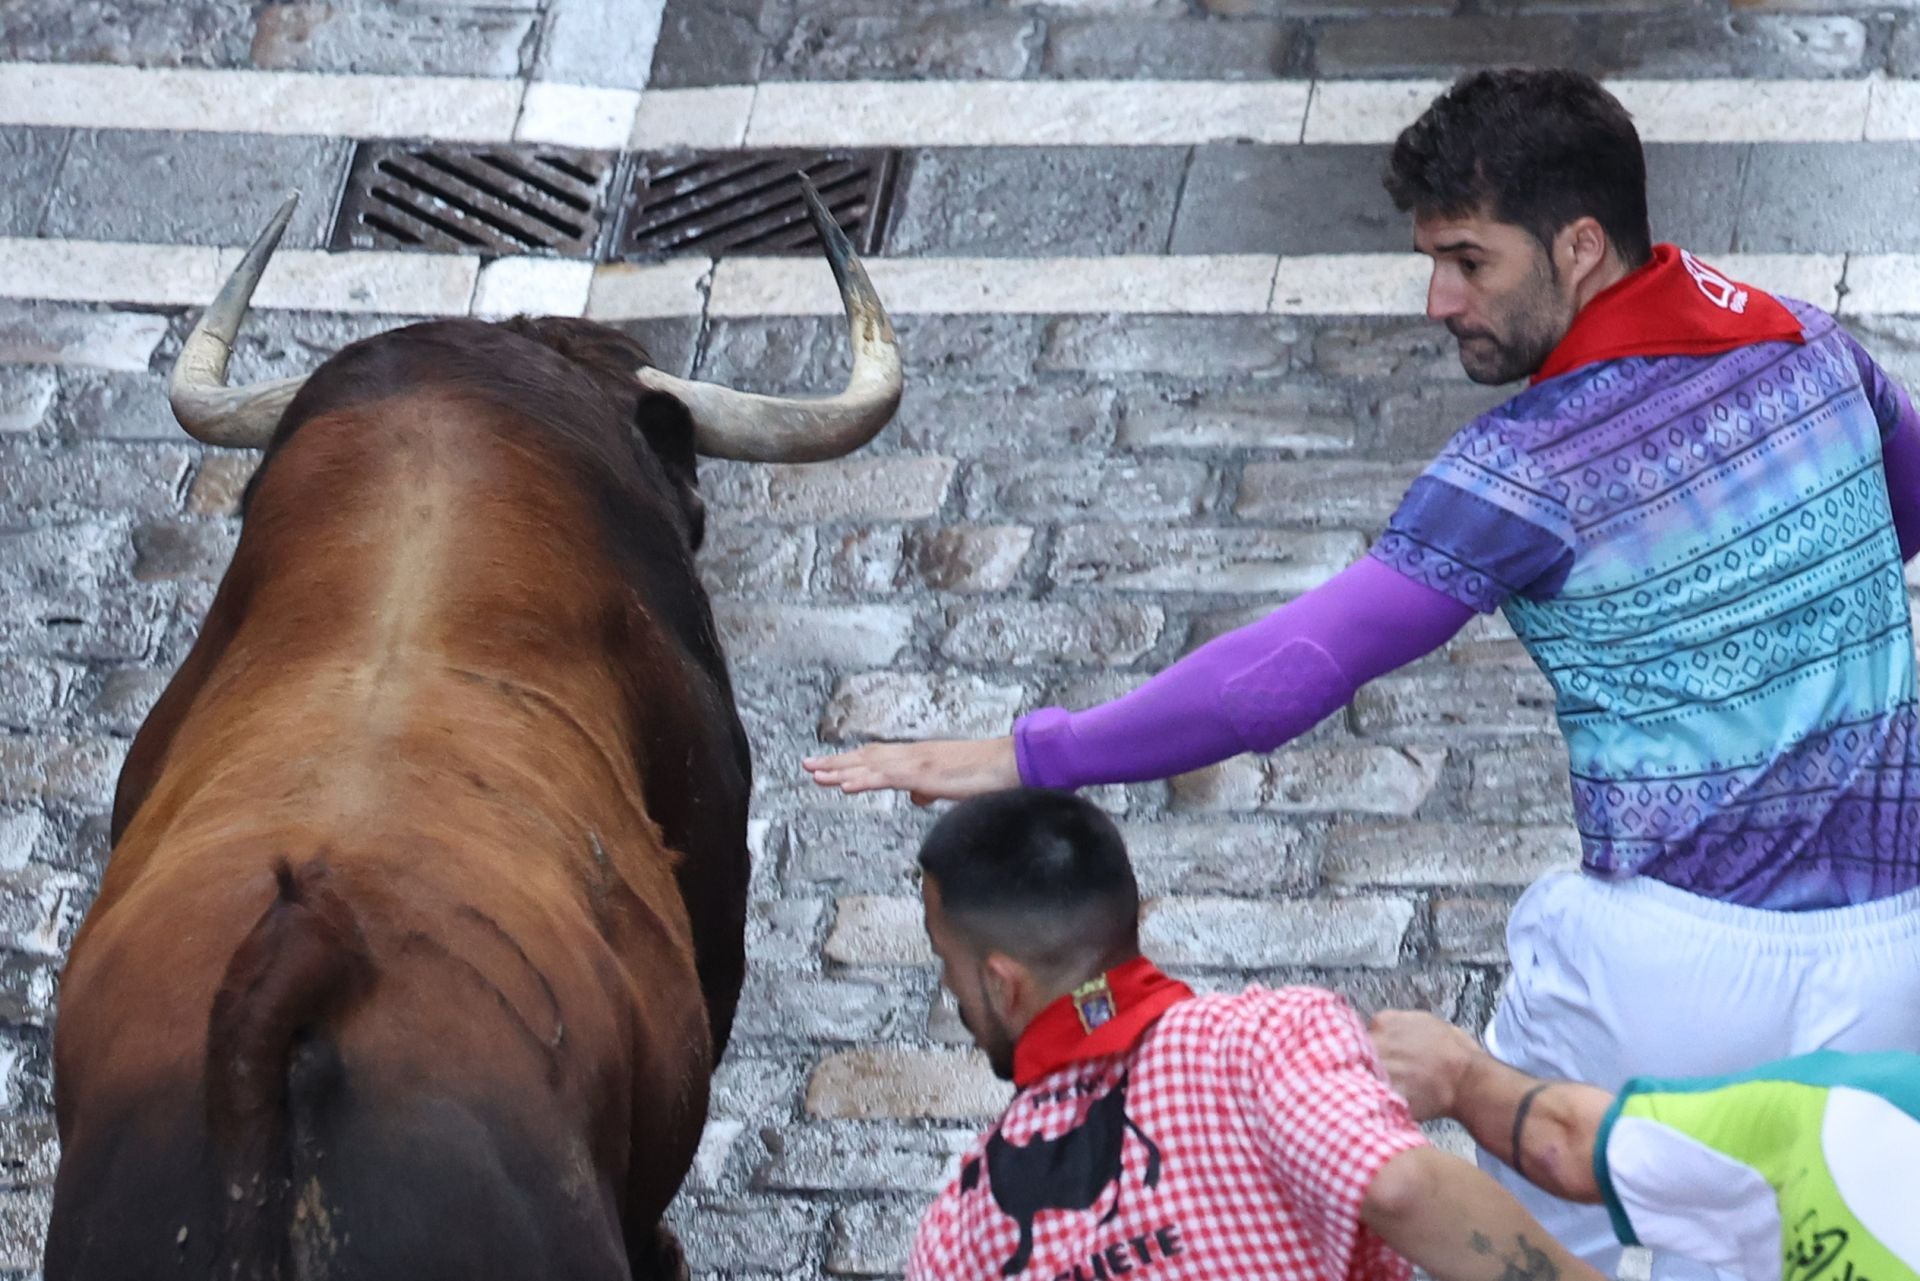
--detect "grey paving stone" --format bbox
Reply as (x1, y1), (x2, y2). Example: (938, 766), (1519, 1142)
(671, 1197), (823, 1275)
(611, 317), (702, 380)
(963, 456), (1213, 521)
(1310, 14), (1588, 76)
(1894, 15), (1920, 75)
(765, 11), (1042, 80)
(0, 1182), (52, 1271)
(1172, 145), (1401, 255)
(937, 600), (1166, 666)
(0, 369), (58, 436)
(1594, 11), (1869, 76)
(647, 0), (777, 87)
(1144, 895), (1413, 968)
(1050, 525), (1365, 595)
(829, 1199), (920, 1278)
(1485, 0), (1716, 10)
(0, 0), (255, 68)
(904, 524), (1036, 593)
(1117, 385), (1359, 454)
(1323, 822), (1578, 887)
(214, 311), (437, 385)
(0, 129), (69, 238)
(696, 317), (852, 394)
(1206, 0), (1450, 13)
(1236, 459), (1421, 528)
(1736, 143), (1920, 252)
(811, 526), (906, 596)
(1370, 381), (1513, 459)
(1040, 315), (1299, 378)
(890, 147), (1186, 258)
(251, 3), (538, 77)
(51, 370), (191, 443)
(1433, 895), (1514, 964)
(1352, 667), (1558, 740)
(1310, 319), (1457, 380)
(0, 443), (194, 522)
(886, 385), (1115, 456)
(42, 131), (347, 249)
(1041, 16), (1307, 79)
(894, 315), (1044, 382)
(733, 972), (920, 1041)
(1645, 144), (1747, 255)
(701, 525), (816, 595)
(0, 303), (170, 373)
(535, 0), (661, 90)
(761, 1123), (968, 1194)
(1120, 817), (1323, 895)
(0, 584), (171, 663)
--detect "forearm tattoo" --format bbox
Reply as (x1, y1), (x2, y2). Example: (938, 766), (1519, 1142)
(1471, 1231), (1561, 1281)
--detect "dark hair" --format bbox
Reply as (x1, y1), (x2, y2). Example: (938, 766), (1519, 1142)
(918, 789), (1139, 970)
(1384, 68), (1652, 267)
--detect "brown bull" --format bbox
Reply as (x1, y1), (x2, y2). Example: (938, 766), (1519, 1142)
(44, 182), (901, 1281)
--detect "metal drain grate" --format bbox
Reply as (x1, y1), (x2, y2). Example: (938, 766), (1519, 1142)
(332, 142), (617, 258)
(612, 150), (900, 259)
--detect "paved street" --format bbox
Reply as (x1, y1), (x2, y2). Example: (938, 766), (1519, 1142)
(3, 0), (1920, 1276)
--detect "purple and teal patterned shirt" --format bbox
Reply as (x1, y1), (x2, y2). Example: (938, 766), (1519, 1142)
(1374, 300), (1920, 910)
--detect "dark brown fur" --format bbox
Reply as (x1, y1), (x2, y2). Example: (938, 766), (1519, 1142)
(47, 318), (753, 1280)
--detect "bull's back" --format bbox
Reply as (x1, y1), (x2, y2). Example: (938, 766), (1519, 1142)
(52, 400), (746, 1278)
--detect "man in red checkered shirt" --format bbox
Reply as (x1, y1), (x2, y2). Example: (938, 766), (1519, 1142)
(907, 790), (1608, 1281)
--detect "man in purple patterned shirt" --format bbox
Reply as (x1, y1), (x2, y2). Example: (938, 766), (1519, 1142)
(807, 70), (1920, 1277)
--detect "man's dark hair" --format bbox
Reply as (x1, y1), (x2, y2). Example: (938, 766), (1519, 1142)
(1384, 68), (1652, 268)
(918, 789), (1139, 976)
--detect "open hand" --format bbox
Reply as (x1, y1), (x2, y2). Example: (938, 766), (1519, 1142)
(1367, 1009), (1484, 1121)
(802, 736), (1020, 806)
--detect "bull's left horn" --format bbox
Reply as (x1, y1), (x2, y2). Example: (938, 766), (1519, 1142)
(635, 175), (903, 463)
(169, 194), (309, 449)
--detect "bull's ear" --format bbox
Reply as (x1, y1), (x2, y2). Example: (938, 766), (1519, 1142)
(634, 388), (706, 551)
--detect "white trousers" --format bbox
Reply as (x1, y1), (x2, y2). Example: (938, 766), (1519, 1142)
(1480, 870), (1920, 1281)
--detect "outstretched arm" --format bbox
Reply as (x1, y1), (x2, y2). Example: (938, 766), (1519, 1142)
(1361, 1148), (1609, 1281)
(1367, 1010), (1611, 1204)
(803, 556), (1472, 801)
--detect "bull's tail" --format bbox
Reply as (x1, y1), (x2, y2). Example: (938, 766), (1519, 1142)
(205, 859), (372, 1278)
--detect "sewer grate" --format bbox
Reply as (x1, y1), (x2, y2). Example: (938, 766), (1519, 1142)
(611, 150), (901, 259)
(331, 142), (617, 258)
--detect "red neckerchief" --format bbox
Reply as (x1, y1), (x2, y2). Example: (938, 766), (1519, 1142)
(1530, 243), (1805, 385)
(1012, 957), (1196, 1089)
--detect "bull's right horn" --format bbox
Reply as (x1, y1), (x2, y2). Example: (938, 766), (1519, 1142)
(169, 194), (310, 449)
(635, 175), (903, 464)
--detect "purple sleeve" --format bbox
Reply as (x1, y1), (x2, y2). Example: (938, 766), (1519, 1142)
(1013, 557), (1473, 790)
(1839, 329), (1920, 561)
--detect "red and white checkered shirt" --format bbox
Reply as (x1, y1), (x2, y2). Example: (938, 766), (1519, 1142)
(907, 986), (1427, 1281)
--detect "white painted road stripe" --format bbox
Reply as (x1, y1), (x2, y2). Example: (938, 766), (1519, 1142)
(0, 240), (1895, 318)
(739, 81), (1314, 147)
(3, 62), (1917, 146)
(0, 62), (524, 141)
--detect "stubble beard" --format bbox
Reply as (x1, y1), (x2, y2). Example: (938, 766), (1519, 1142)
(1450, 258), (1571, 386)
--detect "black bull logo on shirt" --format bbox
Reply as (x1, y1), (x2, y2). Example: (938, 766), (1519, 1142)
(960, 1073), (1164, 1276)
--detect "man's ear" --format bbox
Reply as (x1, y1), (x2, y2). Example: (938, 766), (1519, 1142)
(1558, 216), (1611, 290)
(981, 952), (1032, 1026)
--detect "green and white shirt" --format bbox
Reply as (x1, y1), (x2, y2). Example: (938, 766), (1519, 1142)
(1595, 1051), (1920, 1281)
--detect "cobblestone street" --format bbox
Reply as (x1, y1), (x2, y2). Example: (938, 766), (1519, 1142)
(4, 0), (1920, 1276)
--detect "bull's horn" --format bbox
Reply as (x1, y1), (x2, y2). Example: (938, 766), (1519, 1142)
(168, 194), (309, 449)
(636, 174), (902, 463)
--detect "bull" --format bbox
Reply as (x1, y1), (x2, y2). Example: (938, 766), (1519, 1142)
(44, 180), (901, 1280)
